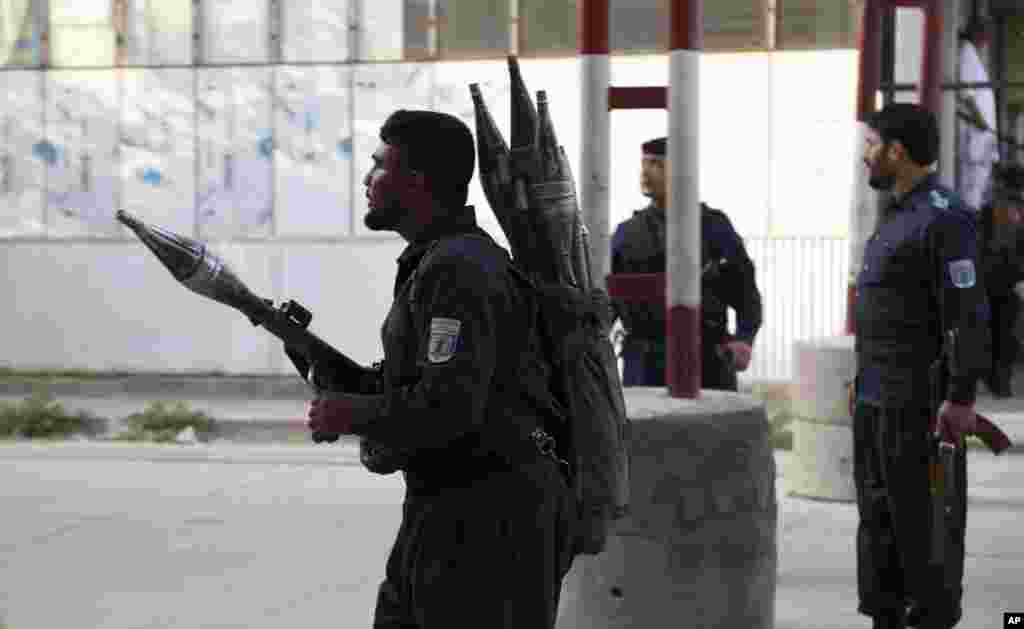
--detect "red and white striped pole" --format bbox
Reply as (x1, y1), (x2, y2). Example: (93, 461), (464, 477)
(846, 0), (883, 336)
(579, 0), (612, 288)
(665, 0), (702, 398)
(920, 0), (944, 116)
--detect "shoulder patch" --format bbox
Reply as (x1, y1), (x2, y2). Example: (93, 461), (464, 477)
(427, 317), (461, 363)
(930, 189), (950, 210)
(948, 259), (976, 288)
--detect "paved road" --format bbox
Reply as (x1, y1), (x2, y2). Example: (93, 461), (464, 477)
(0, 443), (1021, 629)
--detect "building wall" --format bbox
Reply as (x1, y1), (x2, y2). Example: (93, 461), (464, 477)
(0, 1), (872, 376)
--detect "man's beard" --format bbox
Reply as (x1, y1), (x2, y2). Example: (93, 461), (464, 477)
(363, 200), (404, 231)
(868, 173), (894, 191)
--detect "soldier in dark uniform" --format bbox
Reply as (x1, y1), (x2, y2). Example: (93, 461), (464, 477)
(977, 163), (1024, 397)
(306, 110), (576, 629)
(610, 136), (763, 390)
(853, 103), (990, 629)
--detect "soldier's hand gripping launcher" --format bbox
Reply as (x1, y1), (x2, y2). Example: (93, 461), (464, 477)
(115, 210), (379, 443)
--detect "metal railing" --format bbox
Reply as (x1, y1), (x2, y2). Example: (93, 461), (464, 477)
(742, 235), (850, 383)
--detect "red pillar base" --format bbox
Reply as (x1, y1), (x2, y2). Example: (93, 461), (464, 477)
(666, 304), (700, 399)
(845, 283), (856, 335)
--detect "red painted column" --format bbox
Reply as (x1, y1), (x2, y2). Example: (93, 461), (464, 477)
(846, 0), (884, 336)
(920, 1), (944, 115)
(665, 0), (702, 398)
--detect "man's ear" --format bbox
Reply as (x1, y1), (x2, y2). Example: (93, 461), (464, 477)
(887, 140), (907, 164)
(403, 170), (428, 195)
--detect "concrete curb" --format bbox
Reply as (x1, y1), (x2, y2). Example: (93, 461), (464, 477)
(0, 375), (311, 399)
(0, 439), (363, 466)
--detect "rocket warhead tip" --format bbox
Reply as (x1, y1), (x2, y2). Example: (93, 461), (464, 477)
(115, 209), (136, 227)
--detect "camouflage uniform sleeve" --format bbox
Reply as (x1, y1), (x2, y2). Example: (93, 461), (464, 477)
(926, 207), (991, 405)
(352, 252), (498, 451)
(709, 211), (763, 344)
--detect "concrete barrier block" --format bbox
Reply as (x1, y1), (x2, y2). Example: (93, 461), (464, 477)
(558, 387), (776, 629)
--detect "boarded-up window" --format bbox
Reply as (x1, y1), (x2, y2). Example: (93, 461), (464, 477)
(777, 0), (859, 50)
(519, 0), (577, 57)
(438, 0), (509, 59)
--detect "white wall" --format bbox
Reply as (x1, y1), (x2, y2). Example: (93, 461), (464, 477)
(2, 237), (404, 372)
(2, 50), (862, 375)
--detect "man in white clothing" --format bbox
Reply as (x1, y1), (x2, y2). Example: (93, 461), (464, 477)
(958, 16), (999, 211)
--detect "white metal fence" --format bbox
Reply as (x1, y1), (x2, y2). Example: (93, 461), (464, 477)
(741, 236), (850, 383)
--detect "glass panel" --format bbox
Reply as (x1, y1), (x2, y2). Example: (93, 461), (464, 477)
(0, 0), (42, 67)
(438, 0), (508, 59)
(777, 0), (857, 50)
(120, 68), (195, 237)
(358, 0), (404, 61)
(273, 65), (352, 237)
(0, 71), (44, 236)
(403, 0), (431, 60)
(122, 0), (192, 66)
(45, 70), (120, 236)
(519, 0), (577, 56)
(50, 0), (116, 67)
(610, 0), (663, 54)
(352, 62), (433, 235)
(196, 67), (272, 239)
(282, 0), (349, 63)
(203, 0), (269, 64)
(704, 0), (765, 52)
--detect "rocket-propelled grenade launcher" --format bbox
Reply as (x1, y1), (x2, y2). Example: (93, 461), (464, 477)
(115, 210), (378, 443)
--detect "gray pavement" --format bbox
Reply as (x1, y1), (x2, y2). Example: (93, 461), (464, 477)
(1, 441), (1021, 629)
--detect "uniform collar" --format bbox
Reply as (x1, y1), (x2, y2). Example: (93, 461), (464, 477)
(887, 172), (941, 213)
(395, 205), (480, 269)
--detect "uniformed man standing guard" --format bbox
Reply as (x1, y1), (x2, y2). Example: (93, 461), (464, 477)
(977, 163), (1024, 397)
(306, 109), (576, 628)
(610, 137), (763, 390)
(853, 103), (991, 629)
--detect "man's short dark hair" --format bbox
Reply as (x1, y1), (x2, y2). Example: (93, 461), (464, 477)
(380, 109), (476, 208)
(642, 137), (666, 157)
(867, 103), (940, 167)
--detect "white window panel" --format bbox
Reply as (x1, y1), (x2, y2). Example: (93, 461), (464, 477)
(196, 67), (273, 239)
(357, 0), (403, 61)
(0, 0), (40, 67)
(273, 65), (352, 237)
(119, 68), (196, 238)
(203, 0), (270, 64)
(0, 70), (43, 236)
(282, 0), (349, 63)
(51, 0), (109, 24)
(45, 70), (120, 237)
(122, 0), (192, 66)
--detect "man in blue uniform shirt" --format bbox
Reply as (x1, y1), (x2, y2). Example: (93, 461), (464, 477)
(610, 137), (763, 390)
(853, 103), (990, 629)
(304, 110), (576, 629)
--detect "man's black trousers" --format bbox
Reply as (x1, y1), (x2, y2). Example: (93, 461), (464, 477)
(853, 401), (968, 628)
(372, 455), (576, 629)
